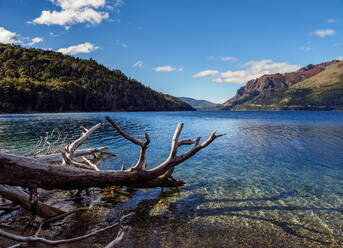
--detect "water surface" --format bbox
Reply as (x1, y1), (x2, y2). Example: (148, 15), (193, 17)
(0, 111), (342, 247)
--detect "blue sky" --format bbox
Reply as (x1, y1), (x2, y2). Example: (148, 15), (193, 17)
(0, 0), (342, 103)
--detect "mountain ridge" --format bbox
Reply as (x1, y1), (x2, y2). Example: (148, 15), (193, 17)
(223, 60), (343, 110)
(0, 44), (194, 113)
(178, 97), (221, 109)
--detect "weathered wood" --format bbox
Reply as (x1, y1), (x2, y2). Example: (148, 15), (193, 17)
(0, 153), (183, 189)
(106, 116), (150, 170)
(0, 117), (224, 247)
(0, 186), (64, 218)
(34, 146), (112, 163)
(62, 123), (105, 166)
(0, 212), (134, 245)
(0, 118), (224, 190)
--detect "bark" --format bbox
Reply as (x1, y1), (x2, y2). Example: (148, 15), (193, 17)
(0, 116), (224, 247)
(34, 147), (113, 163)
(0, 186), (64, 218)
(0, 212), (133, 245)
(0, 117), (224, 190)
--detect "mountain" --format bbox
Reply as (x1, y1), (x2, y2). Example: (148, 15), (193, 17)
(0, 44), (193, 113)
(223, 60), (343, 110)
(178, 97), (221, 109)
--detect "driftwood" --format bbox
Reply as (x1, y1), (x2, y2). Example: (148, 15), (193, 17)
(0, 212), (133, 246)
(0, 185), (64, 218)
(0, 116), (224, 247)
(34, 146), (114, 164)
(0, 117), (224, 189)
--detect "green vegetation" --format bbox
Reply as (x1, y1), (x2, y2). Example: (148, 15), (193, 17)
(0, 44), (193, 113)
(223, 61), (343, 110)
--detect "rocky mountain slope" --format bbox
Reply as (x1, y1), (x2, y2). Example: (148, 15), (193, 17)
(0, 44), (193, 113)
(223, 60), (343, 110)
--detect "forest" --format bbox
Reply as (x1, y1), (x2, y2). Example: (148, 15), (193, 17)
(0, 44), (193, 113)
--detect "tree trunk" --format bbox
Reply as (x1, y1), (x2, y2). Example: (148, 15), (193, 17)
(0, 185), (64, 218)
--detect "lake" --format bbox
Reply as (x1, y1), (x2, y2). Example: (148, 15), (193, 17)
(0, 111), (343, 247)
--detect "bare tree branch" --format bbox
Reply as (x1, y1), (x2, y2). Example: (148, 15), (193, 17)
(105, 116), (150, 170)
(0, 212), (134, 245)
(62, 123), (105, 166)
(0, 119), (225, 189)
(34, 146), (114, 164)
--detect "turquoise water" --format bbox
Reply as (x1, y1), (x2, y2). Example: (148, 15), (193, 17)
(0, 111), (343, 247)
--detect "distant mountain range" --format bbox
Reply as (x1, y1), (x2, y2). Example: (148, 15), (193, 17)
(178, 97), (221, 109)
(222, 60), (343, 110)
(0, 44), (193, 113)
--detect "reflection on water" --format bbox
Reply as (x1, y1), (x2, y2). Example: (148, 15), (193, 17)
(0, 111), (343, 247)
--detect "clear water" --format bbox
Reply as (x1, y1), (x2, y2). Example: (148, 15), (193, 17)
(0, 111), (343, 247)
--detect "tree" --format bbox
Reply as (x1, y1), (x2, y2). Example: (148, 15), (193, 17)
(0, 116), (224, 247)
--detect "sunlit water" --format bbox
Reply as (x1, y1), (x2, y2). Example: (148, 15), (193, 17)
(0, 111), (343, 247)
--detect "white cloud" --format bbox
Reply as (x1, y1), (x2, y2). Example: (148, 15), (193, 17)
(31, 8), (109, 26)
(133, 60), (143, 68)
(312, 29), (336, 37)
(193, 70), (219, 78)
(212, 78), (223, 83)
(29, 37), (44, 46)
(153, 65), (183, 72)
(327, 19), (336, 23)
(333, 43), (343, 47)
(337, 56), (343, 60)
(193, 59), (301, 84)
(0, 27), (22, 44)
(30, 0), (123, 27)
(121, 43), (128, 48)
(49, 32), (59, 37)
(299, 46), (311, 52)
(52, 0), (106, 10)
(114, 0), (124, 7)
(220, 56), (237, 61)
(57, 42), (100, 55)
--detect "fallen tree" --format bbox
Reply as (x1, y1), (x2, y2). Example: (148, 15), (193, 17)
(0, 116), (224, 247)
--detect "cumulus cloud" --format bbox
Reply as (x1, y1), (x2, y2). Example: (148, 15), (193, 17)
(29, 0), (123, 27)
(57, 42), (100, 54)
(133, 60), (143, 68)
(327, 19), (336, 23)
(153, 66), (183, 72)
(337, 56), (343, 60)
(31, 8), (109, 27)
(312, 29), (336, 37)
(0, 27), (22, 44)
(193, 70), (219, 78)
(28, 37), (44, 46)
(193, 59), (301, 84)
(52, 0), (106, 10)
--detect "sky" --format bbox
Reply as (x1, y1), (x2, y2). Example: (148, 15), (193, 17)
(0, 0), (342, 103)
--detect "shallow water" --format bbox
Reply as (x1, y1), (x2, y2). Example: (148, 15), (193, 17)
(0, 111), (343, 247)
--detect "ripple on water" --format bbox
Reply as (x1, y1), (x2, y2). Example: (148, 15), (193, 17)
(0, 111), (343, 247)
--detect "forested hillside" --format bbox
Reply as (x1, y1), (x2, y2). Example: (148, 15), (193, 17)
(0, 44), (193, 112)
